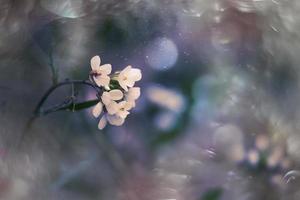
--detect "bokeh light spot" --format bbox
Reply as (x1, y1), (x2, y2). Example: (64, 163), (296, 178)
(145, 37), (178, 70)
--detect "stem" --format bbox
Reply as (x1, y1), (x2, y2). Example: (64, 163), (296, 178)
(17, 80), (100, 149)
(49, 50), (58, 85)
(34, 80), (99, 115)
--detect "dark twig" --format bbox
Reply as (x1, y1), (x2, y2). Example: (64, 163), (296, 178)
(34, 80), (99, 115)
(17, 79), (100, 148)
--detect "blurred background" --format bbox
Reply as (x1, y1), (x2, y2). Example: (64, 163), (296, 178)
(1, 0), (300, 199)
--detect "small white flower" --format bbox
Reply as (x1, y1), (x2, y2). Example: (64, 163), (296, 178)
(115, 101), (132, 119)
(90, 59), (142, 130)
(101, 89), (123, 105)
(105, 101), (119, 115)
(93, 90), (123, 117)
(90, 55), (112, 88)
(117, 65), (142, 91)
(107, 114), (125, 126)
(125, 87), (141, 108)
(94, 100), (132, 130)
(101, 89), (123, 115)
(97, 114), (125, 130)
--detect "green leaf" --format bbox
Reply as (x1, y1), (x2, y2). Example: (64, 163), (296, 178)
(109, 79), (122, 90)
(200, 188), (223, 200)
(60, 99), (99, 112)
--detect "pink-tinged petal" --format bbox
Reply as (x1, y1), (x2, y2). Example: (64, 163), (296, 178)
(130, 101), (136, 108)
(122, 65), (132, 74)
(129, 68), (142, 81)
(99, 64), (112, 75)
(101, 92), (111, 105)
(128, 87), (140, 100)
(124, 101), (134, 110)
(92, 102), (103, 118)
(107, 115), (125, 126)
(94, 75), (110, 87)
(106, 101), (119, 115)
(98, 116), (107, 130)
(109, 89), (123, 100)
(118, 110), (130, 119)
(118, 69), (126, 80)
(90, 55), (101, 70)
(118, 79), (128, 91)
(118, 101), (127, 108)
(126, 79), (136, 88)
(117, 101), (132, 114)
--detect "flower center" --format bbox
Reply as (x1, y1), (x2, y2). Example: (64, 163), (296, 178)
(91, 70), (102, 77)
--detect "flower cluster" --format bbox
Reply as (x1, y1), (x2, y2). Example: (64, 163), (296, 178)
(90, 55), (142, 129)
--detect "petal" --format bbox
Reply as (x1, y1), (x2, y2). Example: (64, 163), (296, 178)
(90, 55), (101, 70)
(118, 79), (128, 91)
(118, 101), (127, 108)
(99, 64), (112, 75)
(92, 102), (103, 118)
(125, 79), (135, 88)
(101, 92), (111, 105)
(107, 115), (125, 126)
(109, 89), (123, 101)
(128, 101), (135, 110)
(129, 68), (142, 81)
(106, 101), (119, 115)
(104, 85), (111, 91)
(122, 65), (132, 75)
(118, 110), (130, 119)
(118, 66), (129, 80)
(118, 101), (133, 111)
(128, 87), (141, 100)
(98, 116), (107, 130)
(94, 76), (110, 87)
(124, 101), (134, 110)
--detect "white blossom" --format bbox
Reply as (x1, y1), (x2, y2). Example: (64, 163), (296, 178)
(101, 89), (123, 115)
(114, 101), (132, 119)
(107, 114), (125, 126)
(90, 55), (112, 88)
(117, 65), (142, 91)
(125, 87), (141, 108)
(93, 100), (133, 130)
(97, 114), (125, 130)
(90, 58), (142, 130)
(101, 89), (123, 105)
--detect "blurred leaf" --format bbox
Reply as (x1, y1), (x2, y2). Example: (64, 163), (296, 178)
(37, 99), (99, 115)
(63, 99), (99, 111)
(200, 188), (223, 200)
(39, 99), (99, 116)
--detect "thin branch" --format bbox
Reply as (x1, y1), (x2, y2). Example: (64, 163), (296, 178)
(34, 80), (99, 115)
(49, 49), (58, 85)
(40, 98), (99, 116)
(16, 80), (100, 149)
